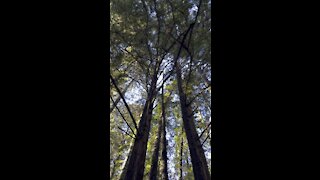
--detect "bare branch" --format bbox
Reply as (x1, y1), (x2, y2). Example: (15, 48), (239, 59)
(113, 67), (147, 93)
(168, 26), (195, 93)
(111, 96), (136, 138)
(187, 83), (211, 106)
(194, 0), (203, 24)
(201, 132), (211, 147)
(190, 106), (199, 117)
(110, 74), (139, 133)
(198, 121), (211, 140)
(110, 79), (134, 113)
(141, 0), (153, 61)
(152, 102), (159, 111)
(118, 126), (135, 139)
(153, 0), (161, 57)
(201, 133), (211, 146)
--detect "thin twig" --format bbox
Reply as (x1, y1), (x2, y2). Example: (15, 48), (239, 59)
(190, 106), (199, 117)
(110, 79), (134, 113)
(118, 126), (135, 139)
(201, 132), (211, 147)
(198, 121), (211, 140)
(187, 83), (211, 106)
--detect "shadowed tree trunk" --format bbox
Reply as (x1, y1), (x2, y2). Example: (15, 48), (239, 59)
(123, 67), (160, 180)
(149, 117), (162, 180)
(176, 62), (211, 180)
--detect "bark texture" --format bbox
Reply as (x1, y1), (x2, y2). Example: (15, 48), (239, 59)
(123, 71), (159, 180)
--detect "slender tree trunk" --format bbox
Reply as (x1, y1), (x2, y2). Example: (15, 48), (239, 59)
(123, 70), (159, 180)
(175, 62), (211, 180)
(110, 153), (121, 179)
(180, 135), (183, 180)
(112, 135), (129, 180)
(110, 80), (134, 113)
(119, 140), (134, 180)
(161, 86), (169, 180)
(149, 117), (162, 180)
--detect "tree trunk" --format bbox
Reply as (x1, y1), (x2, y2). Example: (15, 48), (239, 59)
(149, 117), (162, 180)
(161, 86), (169, 180)
(180, 135), (183, 180)
(110, 153), (121, 179)
(119, 140), (134, 180)
(176, 62), (211, 180)
(110, 79), (134, 113)
(123, 71), (159, 180)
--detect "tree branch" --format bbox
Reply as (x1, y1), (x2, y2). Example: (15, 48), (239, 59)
(201, 132), (211, 147)
(169, 26), (195, 93)
(112, 68), (147, 94)
(187, 83), (211, 106)
(153, 0), (162, 57)
(118, 126), (135, 139)
(110, 79), (134, 113)
(111, 96), (136, 138)
(152, 102), (159, 111)
(141, 0), (153, 61)
(110, 74), (139, 133)
(190, 105), (199, 117)
(198, 121), (211, 140)
(194, 0), (203, 24)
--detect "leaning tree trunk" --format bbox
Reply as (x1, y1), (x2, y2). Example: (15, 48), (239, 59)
(161, 85), (169, 180)
(175, 62), (211, 180)
(110, 153), (121, 179)
(119, 139), (134, 180)
(149, 117), (162, 180)
(123, 69), (159, 180)
(112, 135), (128, 180)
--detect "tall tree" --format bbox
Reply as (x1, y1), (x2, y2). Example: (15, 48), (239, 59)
(175, 61), (211, 180)
(110, 0), (212, 179)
